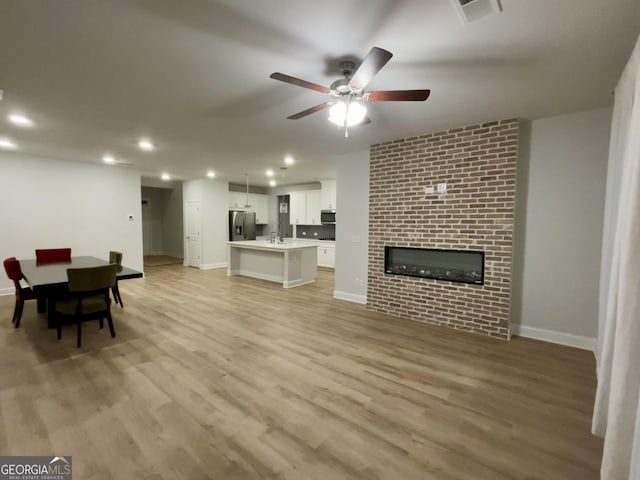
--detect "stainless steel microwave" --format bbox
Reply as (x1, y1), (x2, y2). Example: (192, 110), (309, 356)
(321, 210), (336, 224)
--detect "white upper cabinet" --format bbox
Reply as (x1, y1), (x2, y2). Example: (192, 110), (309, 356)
(305, 190), (321, 225)
(289, 191), (306, 225)
(229, 191), (269, 223)
(320, 179), (337, 210)
(249, 193), (269, 224)
(229, 191), (249, 210)
(289, 190), (321, 225)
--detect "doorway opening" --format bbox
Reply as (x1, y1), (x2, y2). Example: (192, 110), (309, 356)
(141, 185), (185, 268)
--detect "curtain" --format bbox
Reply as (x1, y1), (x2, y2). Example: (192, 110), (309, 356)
(592, 34), (640, 480)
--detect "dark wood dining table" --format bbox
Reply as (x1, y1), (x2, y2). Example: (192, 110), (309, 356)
(20, 255), (143, 327)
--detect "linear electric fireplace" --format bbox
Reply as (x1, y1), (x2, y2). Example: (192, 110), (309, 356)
(384, 246), (484, 285)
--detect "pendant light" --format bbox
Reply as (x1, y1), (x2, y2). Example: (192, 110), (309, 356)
(244, 173), (252, 209)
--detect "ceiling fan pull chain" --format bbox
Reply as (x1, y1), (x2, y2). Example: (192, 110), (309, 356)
(344, 96), (351, 138)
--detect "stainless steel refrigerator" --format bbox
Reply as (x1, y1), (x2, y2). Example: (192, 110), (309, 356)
(229, 210), (256, 241)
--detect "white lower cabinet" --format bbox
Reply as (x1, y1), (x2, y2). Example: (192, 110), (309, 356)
(317, 245), (335, 268)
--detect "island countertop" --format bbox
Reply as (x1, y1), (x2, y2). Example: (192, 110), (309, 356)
(227, 240), (318, 251)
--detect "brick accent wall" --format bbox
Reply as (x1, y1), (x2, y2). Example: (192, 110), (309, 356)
(368, 119), (519, 339)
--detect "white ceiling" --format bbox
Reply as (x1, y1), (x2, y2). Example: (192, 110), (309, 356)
(0, 1), (638, 186)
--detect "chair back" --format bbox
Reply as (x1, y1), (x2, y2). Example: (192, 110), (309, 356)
(3, 257), (22, 281)
(109, 251), (123, 270)
(67, 264), (117, 293)
(36, 248), (72, 265)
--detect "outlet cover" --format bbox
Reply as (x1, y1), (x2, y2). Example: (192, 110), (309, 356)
(424, 186), (435, 194)
(437, 183), (447, 194)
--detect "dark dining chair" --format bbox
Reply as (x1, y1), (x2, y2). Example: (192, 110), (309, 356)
(109, 251), (124, 307)
(35, 248), (72, 265)
(54, 263), (117, 348)
(3, 257), (38, 327)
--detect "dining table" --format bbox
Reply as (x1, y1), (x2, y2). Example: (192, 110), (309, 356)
(20, 255), (143, 328)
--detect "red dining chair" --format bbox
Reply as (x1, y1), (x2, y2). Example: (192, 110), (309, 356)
(35, 248), (72, 265)
(3, 257), (37, 327)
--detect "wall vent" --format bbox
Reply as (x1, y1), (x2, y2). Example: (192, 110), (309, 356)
(452, 0), (502, 24)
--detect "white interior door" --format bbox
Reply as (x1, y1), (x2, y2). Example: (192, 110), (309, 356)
(186, 201), (201, 267)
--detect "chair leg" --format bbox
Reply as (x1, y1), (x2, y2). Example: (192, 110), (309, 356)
(106, 311), (116, 338)
(113, 284), (124, 308)
(15, 298), (24, 328)
(77, 320), (82, 348)
(12, 297), (18, 324)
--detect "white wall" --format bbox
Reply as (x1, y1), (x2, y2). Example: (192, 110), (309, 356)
(334, 150), (369, 304)
(141, 185), (183, 257)
(0, 153), (143, 294)
(512, 107), (612, 349)
(141, 187), (165, 256)
(162, 183), (183, 257)
(183, 178), (228, 269)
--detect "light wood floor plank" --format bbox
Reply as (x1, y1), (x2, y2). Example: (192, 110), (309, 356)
(0, 265), (601, 479)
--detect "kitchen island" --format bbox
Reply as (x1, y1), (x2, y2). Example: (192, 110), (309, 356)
(227, 241), (318, 288)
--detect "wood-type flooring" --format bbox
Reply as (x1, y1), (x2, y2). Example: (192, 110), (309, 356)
(0, 266), (602, 479)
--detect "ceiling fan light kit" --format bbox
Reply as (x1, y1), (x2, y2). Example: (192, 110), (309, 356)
(328, 101), (367, 127)
(270, 46), (431, 137)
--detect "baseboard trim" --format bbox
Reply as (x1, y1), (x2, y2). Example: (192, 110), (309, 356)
(333, 291), (367, 305)
(200, 263), (227, 270)
(511, 324), (596, 351)
(0, 287), (14, 296)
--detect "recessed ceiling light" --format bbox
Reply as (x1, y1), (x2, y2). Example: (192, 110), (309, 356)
(207, 170), (216, 178)
(161, 173), (171, 181)
(8, 112), (34, 127)
(102, 154), (116, 164)
(284, 155), (294, 165)
(138, 138), (155, 151)
(0, 137), (17, 149)
(269, 180), (277, 187)
(266, 169), (274, 177)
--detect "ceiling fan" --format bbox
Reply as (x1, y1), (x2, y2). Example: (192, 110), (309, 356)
(270, 47), (431, 137)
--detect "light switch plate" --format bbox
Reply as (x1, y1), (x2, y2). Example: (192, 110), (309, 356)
(424, 186), (435, 194)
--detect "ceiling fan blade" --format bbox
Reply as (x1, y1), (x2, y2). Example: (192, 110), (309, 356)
(365, 90), (431, 102)
(287, 102), (332, 120)
(348, 47), (393, 91)
(270, 72), (330, 94)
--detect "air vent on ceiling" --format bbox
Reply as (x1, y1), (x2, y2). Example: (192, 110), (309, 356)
(452, 0), (502, 24)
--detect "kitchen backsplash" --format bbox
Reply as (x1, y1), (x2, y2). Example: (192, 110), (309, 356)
(296, 224), (335, 240)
